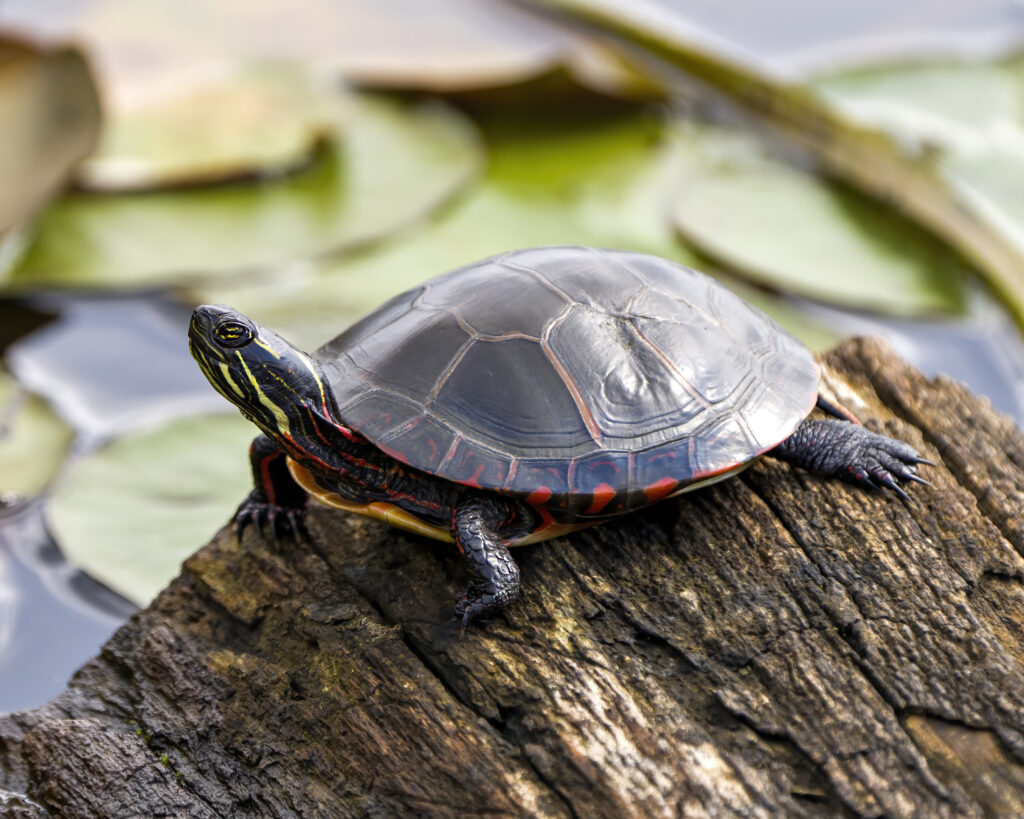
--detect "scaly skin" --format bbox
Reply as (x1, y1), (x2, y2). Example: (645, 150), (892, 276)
(236, 434), (309, 542)
(770, 419), (930, 499)
(451, 495), (521, 627)
(241, 430), (528, 624)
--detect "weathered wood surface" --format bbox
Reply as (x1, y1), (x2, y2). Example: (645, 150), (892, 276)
(3, 337), (1024, 817)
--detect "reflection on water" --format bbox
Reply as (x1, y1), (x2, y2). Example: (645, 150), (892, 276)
(6, 295), (225, 440)
(0, 548), (15, 661)
(0, 502), (135, 712)
(795, 281), (1024, 425)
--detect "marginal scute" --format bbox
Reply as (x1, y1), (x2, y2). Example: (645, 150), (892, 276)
(375, 413), (457, 474)
(317, 246), (819, 502)
(438, 437), (510, 489)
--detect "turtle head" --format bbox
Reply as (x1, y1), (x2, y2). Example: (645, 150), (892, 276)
(189, 305), (351, 450)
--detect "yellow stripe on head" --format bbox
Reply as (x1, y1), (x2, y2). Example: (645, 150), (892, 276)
(294, 349), (329, 410)
(236, 352), (293, 436)
(218, 362), (246, 398)
(252, 338), (282, 359)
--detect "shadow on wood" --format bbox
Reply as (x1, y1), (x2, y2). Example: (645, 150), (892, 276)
(3, 337), (1024, 817)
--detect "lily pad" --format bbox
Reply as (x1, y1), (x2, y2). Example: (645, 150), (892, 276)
(0, 36), (100, 237)
(812, 61), (1023, 156)
(198, 101), (836, 352)
(522, 0), (1024, 330)
(805, 57), (1024, 320)
(0, 368), (74, 501)
(809, 59), (1024, 259)
(7, 94), (482, 290)
(47, 412), (254, 604)
(670, 125), (966, 316)
(198, 104), (695, 348)
(78, 62), (346, 191)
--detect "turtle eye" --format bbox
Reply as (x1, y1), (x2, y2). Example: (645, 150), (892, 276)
(214, 320), (254, 348)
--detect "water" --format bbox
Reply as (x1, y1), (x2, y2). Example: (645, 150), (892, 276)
(796, 282), (1024, 425)
(0, 293), (216, 711)
(639, 0), (1024, 75)
(0, 502), (135, 712)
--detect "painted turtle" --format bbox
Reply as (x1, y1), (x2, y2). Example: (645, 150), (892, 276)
(189, 246), (929, 625)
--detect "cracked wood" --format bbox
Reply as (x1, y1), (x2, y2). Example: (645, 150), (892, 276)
(2, 337), (1024, 817)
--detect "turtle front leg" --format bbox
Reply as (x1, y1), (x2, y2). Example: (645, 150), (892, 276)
(770, 419), (931, 500)
(451, 494), (520, 627)
(236, 434), (308, 541)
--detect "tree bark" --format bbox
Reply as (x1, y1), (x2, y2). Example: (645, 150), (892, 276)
(3, 337), (1024, 818)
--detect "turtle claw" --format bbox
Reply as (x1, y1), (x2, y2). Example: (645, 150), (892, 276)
(775, 420), (932, 502)
(234, 490), (309, 543)
(875, 472), (912, 503)
(454, 581), (507, 629)
(842, 427), (932, 502)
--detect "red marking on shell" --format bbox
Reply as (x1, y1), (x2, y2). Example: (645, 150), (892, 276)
(692, 459), (742, 481)
(526, 485), (555, 528)
(466, 463), (486, 488)
(527, 486), (553, 505)
(644, 476), (678, 503)
(585, 482), (616, 515)
(586, 458), (621, 473)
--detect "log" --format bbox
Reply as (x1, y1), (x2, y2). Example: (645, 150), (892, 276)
(3, 337), (1024, 818)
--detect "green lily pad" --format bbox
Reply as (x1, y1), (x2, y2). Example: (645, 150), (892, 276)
(198, 104), (695, 349)
(198, 101), (836, 352)
(805, 57), (1024, 320)
(48, 412), (254, 605)
(523, 0), (1024, 330)
(670, 125), (965, 316)
(811, 61), (1022, 155)
(0, 36), (100, 237)
(78, 62), (345, 191)
(6, 93), (482, 290)
(811, 59), (1024, 261)
(0, 368), (74, 501)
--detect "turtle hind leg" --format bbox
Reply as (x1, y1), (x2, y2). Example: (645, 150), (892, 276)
(451, 494), (520, 627)
(237, 434), (309, 542)
(770, 419), (931, 500)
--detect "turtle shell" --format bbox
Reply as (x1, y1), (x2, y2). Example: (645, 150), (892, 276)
(317, 246), (819, 518)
